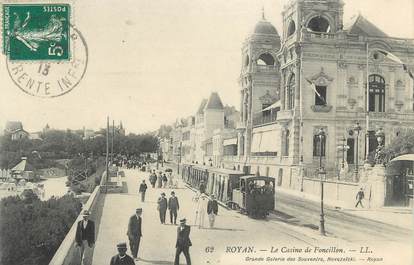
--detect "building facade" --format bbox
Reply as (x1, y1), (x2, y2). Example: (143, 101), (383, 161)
(222, 0), (414, 207)
(166, 0), (414, 207)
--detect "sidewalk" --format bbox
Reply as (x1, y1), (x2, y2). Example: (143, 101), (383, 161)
(276, 186), (413, 230)
(92, 168), (340, 265)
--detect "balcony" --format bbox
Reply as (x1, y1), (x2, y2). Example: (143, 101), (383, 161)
(252, 111), (277, 127)
(253, 65), (278, 73)
(236, 122), (246, 131)
(276, 109), (293, 122)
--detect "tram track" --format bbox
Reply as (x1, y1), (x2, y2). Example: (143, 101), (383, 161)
(274, 192), (412, 243)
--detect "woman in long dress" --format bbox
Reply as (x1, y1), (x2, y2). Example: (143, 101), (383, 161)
(196, 193), (208, 228)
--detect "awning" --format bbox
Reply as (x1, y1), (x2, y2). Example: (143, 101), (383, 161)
(259, 131), (278, 152)
(262, 101), (281, 112)
(390, 154), (414, 162)
(223, 138), (237, 146)
(251, 133), (262, 152)
(11, 160), (26, 172)
(251, 131), (279, 152)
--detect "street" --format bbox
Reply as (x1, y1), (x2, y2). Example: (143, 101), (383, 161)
(92, 168), (412, 265)
(273, 191), (412, 243)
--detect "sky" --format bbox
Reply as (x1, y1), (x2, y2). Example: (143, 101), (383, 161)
(0, 0), (413, 134)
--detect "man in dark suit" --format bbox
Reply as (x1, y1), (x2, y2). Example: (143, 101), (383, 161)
(207, 194), (219, 228)
(127, 208), (143, 260)
(174, 218), (192, 265)
(168, 191), (180, 225)
(157, 192), (168, 224)
(110, 242), (135, 265)
(75, 210), (95, 265)
(139, 180), (148, 202)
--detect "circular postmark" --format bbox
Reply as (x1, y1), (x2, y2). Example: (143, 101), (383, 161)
(6, 26), (88, 98)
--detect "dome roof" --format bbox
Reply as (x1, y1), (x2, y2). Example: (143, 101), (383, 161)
(253, 20), (278, 35)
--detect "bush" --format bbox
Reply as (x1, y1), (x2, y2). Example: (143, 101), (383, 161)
(0, 194), (82, 265)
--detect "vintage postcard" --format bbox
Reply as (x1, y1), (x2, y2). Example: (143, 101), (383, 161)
(0, 0), (413, 265)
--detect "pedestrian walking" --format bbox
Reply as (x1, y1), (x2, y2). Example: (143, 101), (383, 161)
(139, 180), (148, 202)
(168, 172), (174, 188)
(196, 193), (208, 228)
(157, 172), (163, 188)
(149, 171), (157, 188)
(207, 195), (218, 228)
(162, 173), (168, 188)
(127, 208), (143, 260)
(174, 218), (192, 265)
(157, 192), (168, 224)
(199, 180), (206, 194)
(110, 242), (135, 265)
(355, 188), (365, 208)
(168, 191), (180, 225)
(75, 210), (95, 265)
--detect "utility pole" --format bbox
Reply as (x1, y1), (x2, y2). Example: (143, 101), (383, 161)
(111, 120), (114, 164)
(177, 141), (182, 174)
(105, 116), (110, 190)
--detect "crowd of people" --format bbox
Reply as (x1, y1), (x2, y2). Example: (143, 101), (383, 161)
(75, 163), (221, 265)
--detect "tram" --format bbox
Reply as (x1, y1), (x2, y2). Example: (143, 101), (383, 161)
(181, 164), (244, 203)
(180, 163), (276, 219)
(232, 175), (275, 218)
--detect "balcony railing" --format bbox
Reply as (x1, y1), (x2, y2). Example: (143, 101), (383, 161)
(276, 109), (293, 122)
(253, 65), (278, 73)
(252, 111), (277, 127)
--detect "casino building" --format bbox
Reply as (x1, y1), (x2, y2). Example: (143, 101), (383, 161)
(220, 0), (414, 206)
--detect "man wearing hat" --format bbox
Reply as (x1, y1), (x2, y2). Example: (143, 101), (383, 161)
(110, 242), (135, 265)
(139, 180), (148, 202)
(207, 194), (219, 228)
(168, 191), (180, 225)
(157, 192), (168, 224)
(174, 218), (192, 265)
(127, 208), (143, 259)
(75, 210), (95, 265)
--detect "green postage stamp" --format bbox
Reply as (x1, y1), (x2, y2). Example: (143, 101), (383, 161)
(3, 3), (70, 61)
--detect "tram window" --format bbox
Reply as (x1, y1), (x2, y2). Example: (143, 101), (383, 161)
(241, 180), (246, 192)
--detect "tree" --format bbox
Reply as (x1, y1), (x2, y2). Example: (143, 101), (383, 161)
(0, 194), (81, 265)
(157, 124), (172, 139)
(383, 130), (414, 162)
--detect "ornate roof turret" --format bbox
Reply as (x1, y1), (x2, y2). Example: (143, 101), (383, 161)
(205, 92), (224, 110)
(252, 8), (279, 36)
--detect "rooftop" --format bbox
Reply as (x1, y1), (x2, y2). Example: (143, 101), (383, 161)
(205, 92), (224, 110)
(344, 14), (388, 38)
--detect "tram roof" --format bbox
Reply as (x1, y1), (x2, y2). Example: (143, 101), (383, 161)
(390, 154), (414, 162)
(239, 175), (275, 181)
(182, 164), (244, 175)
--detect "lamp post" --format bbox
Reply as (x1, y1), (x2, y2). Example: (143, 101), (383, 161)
(374, 128), (385, 165)
(340, 136), (346, 170)
(375, 128), (385, 149)
(317, 128), (326, 236)
(353, 122), (362, 181)
(336, 136), (349, 181)
(156, 140), (160, 170)
(177, 142), (182, 174)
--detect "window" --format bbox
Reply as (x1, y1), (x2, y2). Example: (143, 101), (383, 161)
(286, 74), (295, 109)
(315, 86), (327, 106)
(287, 20), (296, 37)
(307, 16), (331, 33)
(313, 134), (326, 157)
(282, 130), (290, 156)
(257, 53), (275, 66)
(244, 54), (249, 67)
(368, 74), (385, 112)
